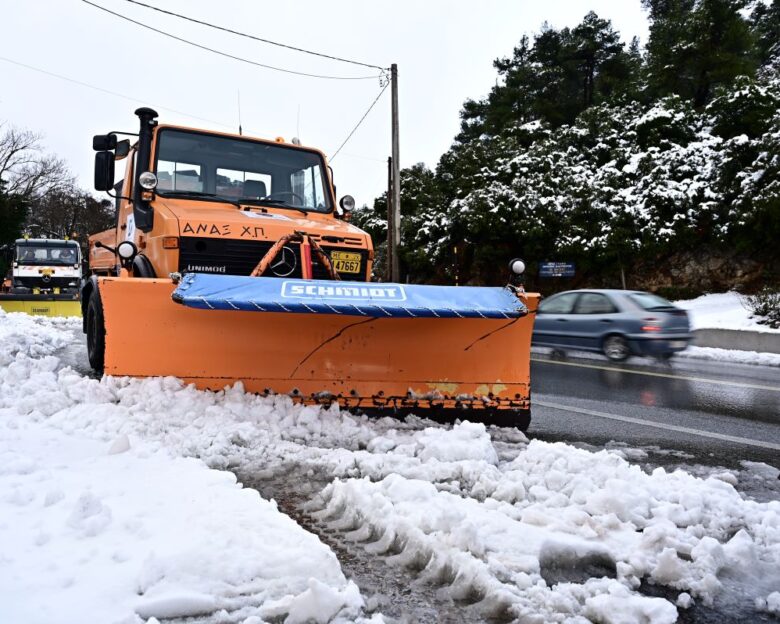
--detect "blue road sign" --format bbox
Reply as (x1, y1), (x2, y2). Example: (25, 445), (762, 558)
(539, 262), (575, 278)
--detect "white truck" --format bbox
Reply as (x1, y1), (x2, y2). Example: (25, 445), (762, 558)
(0, 238), (82, 316)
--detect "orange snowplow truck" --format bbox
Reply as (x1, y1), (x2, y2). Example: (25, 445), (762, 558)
(84, 108), (539, 429)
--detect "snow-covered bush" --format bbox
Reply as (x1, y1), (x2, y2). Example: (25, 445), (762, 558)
(742, 287), (780, 328)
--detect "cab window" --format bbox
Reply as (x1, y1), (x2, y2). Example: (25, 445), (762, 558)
(157, 160), (203, 192)
(216, 168), (273, 198)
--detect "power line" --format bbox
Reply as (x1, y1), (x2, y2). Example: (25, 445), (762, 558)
(122, 0), (387, 73)
(1, 55), (390, 163)
(330, 82), (389, 161)
(80, 0), (384, 81)
(0, 55), (235, 130)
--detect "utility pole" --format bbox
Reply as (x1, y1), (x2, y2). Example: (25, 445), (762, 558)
(390, 63), (401, 282)
(386, 156), (393, 281)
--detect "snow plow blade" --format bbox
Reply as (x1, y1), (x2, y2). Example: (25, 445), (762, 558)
(0, 294), (81, 317)
(98, 274), (538, 427)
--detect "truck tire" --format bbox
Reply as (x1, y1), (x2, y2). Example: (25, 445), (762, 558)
(133, 255), (156, 278)
(86, 288), (106, 373)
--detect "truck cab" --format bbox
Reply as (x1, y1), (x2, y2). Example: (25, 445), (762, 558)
(0, 238), (82, 317)
(85, 108), (373, 303)
(6, 238), (81, 295)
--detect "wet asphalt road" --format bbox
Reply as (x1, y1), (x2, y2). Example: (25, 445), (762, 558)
(530, 351), (780, 473)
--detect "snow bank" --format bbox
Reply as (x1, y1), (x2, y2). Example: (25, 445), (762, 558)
(2, 310), (779, 623)
(680, 345), (780, 366)
(0, 312), (368, 624)
(310, 439), (780, 622)
(0, 310), (77, 365)
(0, 421), (363, 624)
(675, 291), (780, 334)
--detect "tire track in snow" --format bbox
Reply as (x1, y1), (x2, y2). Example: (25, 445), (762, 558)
(239, 464), (499, 624)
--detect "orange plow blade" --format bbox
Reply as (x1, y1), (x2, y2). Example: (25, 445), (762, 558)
(98, 277), (538, 428)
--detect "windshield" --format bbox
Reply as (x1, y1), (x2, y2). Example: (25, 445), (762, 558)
(154, 129), (332, 213)
(16, 244), (80, 265)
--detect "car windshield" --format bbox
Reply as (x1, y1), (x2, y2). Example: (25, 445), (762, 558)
(154, 129), (332, 213)
(629, 292), (675, 310)
(16, 244), (80, 265)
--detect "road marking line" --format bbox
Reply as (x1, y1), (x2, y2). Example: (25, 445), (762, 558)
(536, 400), (780, 451)
(531, 357), (780, 392)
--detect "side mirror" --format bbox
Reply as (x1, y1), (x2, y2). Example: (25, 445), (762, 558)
(94, 151), (115, 191)
(93, 134), (117, 151)
(115, 139), (131, 160)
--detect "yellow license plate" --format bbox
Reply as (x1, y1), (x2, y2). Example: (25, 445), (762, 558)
(331, 251), (361, 274)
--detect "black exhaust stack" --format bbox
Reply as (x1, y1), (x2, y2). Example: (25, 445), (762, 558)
(133, 107), (158, 232)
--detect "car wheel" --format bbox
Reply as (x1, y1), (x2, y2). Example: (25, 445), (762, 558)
(602, 335), (630, 362)
(86, 289), (105, 374)
(656, 352), (675, 361)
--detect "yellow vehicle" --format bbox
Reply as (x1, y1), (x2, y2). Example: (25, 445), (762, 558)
(0, 238), (81, 317)
(84, 108), (538, 428)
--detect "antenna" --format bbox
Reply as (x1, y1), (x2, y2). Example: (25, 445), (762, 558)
(237, 89), (243, 136)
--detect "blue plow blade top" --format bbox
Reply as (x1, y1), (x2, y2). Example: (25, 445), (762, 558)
(172, 273), (527, 319)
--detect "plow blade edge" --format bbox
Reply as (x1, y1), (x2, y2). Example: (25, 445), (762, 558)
(99, 276), (538, 427)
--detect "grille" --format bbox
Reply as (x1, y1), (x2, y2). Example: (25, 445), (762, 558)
(16, 275), (77, 288)
(179, 237), (368, 280)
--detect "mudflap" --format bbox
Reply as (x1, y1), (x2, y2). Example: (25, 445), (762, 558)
(98, 277), (538, 429)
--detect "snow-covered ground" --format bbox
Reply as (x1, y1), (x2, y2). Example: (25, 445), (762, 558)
(675, 291), (780, 334)
(1, 309), (779, 623)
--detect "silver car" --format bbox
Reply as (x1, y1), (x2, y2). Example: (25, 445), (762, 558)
(532, 289), (692, 361)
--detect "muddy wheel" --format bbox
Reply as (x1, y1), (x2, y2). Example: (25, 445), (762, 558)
(602, 335), (630, 362)
(86, 289), (105, 373)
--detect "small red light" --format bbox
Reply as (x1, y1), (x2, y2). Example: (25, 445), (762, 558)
(642, 325), (662, 332)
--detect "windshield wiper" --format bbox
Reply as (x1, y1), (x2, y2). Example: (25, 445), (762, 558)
(238, 197), (309, 216)
(158, 191), (310, 215)
(157, 190), (241, 209)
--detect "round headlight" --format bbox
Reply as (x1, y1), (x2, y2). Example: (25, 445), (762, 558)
(339, 195), (355, 212)
(139, 171), (158, 190)
(509, 258), (526, 276)
(116, 240), (137, 260)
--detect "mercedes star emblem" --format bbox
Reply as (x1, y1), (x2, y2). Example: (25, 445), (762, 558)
(270, 245), (297, 277)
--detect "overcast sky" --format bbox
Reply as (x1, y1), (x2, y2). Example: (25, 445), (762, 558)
(1, 0), (648, 207)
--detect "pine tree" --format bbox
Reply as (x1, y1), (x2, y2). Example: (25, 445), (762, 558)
(751, 0), (780, 66)
(644, 0), (756, 105)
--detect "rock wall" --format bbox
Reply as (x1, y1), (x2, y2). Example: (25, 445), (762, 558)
(631, 247), (769, 297)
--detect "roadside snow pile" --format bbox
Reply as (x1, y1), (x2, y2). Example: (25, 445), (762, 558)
(0, 421), (364, 624)
(675, 291), (780, 333)
(2, 311), (779, 623)
(0, 314), (371, 624)
(680, 345), (780, 367)
(0, 309), (77, 365)
(310, 437), (780, 623)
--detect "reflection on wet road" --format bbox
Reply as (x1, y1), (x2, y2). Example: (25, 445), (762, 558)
(530, 353), (780, 469)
